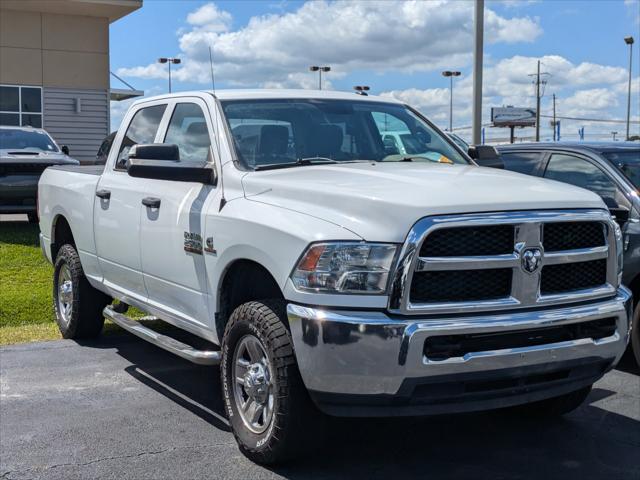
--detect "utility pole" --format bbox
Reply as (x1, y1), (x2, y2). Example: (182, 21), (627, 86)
(625, 36), (634, 140)
(472, 0), (484, 145)
(529, 60), (549, 142)
(552, 93), (556, 141)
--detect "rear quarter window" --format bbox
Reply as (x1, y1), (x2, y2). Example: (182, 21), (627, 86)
(499, 151), (544, 176)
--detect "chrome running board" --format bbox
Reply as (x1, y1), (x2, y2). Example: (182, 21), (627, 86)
(103, 305), (221, 366)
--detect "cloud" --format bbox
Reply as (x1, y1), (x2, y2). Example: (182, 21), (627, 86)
(561, 88), (619, 113)
(117, 1), (542, 88)
(381, 55), (638, 139)
(186, 3), (232, 32)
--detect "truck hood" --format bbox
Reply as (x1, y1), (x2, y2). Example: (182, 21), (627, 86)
(0, 149), (78, 165)
(242, 162), (606, 242)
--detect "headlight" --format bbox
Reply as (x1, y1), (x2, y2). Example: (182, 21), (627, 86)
(291, 242), (398, 294)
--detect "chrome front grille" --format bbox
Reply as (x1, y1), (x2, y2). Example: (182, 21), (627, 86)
(389, 210), (619, 315)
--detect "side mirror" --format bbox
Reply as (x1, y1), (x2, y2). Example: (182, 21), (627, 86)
(61, 145), (69, 155)
(610, 207), (630, 225)
(126, 144), (215, 184)
(469, 145), (504, 169)
(127, 143), (180, 162)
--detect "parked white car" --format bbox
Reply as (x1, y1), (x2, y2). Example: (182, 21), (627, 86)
(38, 90), (631, 464)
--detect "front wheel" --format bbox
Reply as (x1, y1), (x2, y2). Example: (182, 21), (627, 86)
(221, 300), (319, 464)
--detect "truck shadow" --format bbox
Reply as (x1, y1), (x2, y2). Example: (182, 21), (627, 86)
(81, 332), (639, 480)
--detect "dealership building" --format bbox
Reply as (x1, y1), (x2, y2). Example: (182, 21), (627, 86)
(0, 0), (142, 163)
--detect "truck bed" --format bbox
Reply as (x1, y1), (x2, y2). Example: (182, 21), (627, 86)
(38, 166), (102, 283)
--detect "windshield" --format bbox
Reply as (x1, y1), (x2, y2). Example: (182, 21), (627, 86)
(0, 128), (59, 152)
(603, 150), (640, 188)
(220, 99), (468, 170)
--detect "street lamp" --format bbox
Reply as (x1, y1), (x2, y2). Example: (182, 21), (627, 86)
(309, 66), (331, 90)
(442, 70), (461, 131)
(612, 131), (619, 141)
(624, 36), (634, 141)
(158, 57), (181, 93)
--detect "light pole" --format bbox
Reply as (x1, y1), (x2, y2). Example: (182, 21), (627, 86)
(442, 71), (461, 131)
(612, 131), (619, 141)
(472, 0), (484, 145)
(625, 36), (634, 141)
(309, 66), (331, 90)
(158, 57), (181, 93)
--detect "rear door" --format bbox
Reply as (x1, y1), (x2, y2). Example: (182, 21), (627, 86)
(139, 97), (220, 330)
(93, 101), (167, 301)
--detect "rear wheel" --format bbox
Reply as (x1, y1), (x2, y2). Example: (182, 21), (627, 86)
(515, 386), (592, 416)
(53, 244), (110, 339)
(221, 300), (320, 464)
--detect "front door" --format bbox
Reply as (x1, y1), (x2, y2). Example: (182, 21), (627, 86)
(139, 99), (219, 329)
(94, 102), (167, 301)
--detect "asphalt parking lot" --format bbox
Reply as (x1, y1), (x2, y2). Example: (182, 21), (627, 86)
(1, 334), (638, 480)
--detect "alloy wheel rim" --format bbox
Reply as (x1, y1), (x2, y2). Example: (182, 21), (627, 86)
(57, 263), (73, 325)
(232, 334), (274, 434)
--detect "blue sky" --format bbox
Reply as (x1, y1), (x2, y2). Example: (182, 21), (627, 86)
(109, 0), (640, 141)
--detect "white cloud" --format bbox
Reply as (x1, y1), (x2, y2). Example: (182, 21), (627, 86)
(186, 3), (232, 32)
(117, 1), (542, 88)
(381, 55), (638, 140)
(562, 88), (619, 112)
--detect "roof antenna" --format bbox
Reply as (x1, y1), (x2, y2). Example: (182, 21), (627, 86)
(209, 45), (226, 211)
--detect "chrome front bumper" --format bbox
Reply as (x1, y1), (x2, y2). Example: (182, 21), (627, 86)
(287, 287), (632, 416)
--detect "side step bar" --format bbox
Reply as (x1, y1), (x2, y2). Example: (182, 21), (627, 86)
(103, 305), (221, 366)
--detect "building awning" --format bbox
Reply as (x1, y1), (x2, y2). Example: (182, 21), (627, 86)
(110, 89), (144, 101)
(0, 0), (142, 23)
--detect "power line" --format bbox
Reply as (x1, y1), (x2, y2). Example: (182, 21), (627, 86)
(540, 114), (640, 124)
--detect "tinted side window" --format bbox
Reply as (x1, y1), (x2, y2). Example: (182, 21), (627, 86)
(115, 104), (166, 169)
(500, 152), (544, 176)
(544, 153), (629, 208)
(163, 103), (212, 164)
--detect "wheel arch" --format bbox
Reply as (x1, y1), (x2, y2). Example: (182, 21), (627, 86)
(50, 214), (76, 261)
(215, 258), (284, 341)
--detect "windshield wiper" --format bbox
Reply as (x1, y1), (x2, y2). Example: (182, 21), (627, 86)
(254, 157), (339, 171)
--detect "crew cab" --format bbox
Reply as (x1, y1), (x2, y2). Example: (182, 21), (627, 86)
(38, 90), (632, 464)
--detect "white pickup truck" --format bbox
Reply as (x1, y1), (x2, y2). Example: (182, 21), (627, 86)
(38, 90), (631, 464)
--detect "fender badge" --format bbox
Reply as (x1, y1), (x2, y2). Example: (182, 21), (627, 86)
(184, 231), (203, 255)
(204, 237), (217, 255)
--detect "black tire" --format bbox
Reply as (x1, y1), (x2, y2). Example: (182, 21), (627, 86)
(631, 302), (640, 368)
(221, 300), (319, 464)
(27, 212), (38, 223)
(53, 244), (110, 339)
(516, 386), (592, 417)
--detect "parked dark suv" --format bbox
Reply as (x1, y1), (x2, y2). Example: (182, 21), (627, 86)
(0, 126), (79, 222)
(488, 142), (640, 366)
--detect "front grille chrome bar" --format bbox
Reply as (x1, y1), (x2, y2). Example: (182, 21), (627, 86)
(388, 209), (618, 316)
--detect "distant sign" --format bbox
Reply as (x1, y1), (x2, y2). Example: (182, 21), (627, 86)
(491, 107), (536, 127)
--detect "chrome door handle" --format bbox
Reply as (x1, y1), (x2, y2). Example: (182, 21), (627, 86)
(95, 189), (111, 200)
(142, 197), (161, 208)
